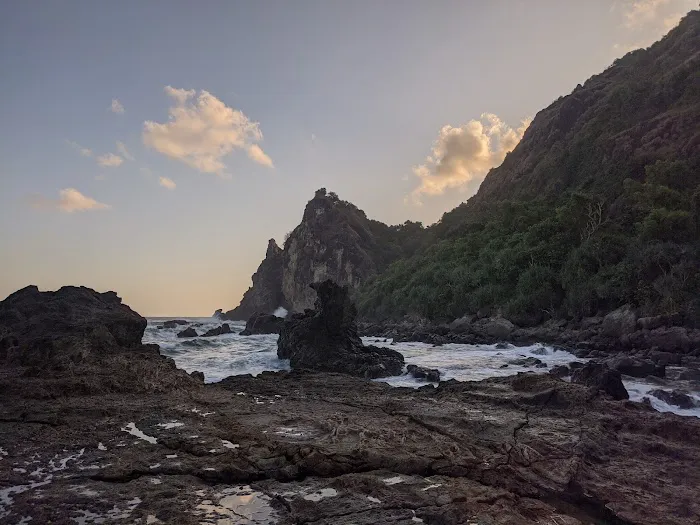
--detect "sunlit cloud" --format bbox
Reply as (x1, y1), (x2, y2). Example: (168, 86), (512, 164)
(142, 86), (273, 176)
(408, 113), (529, 204)
(116, 141), (135, 161)
(30, 188), (111, 213)
(66, 140), (92, 157)
(158, 176), (176, 190)
(96, 153), (124, 167)
(111, 98), (125, 114)
(613, 0), (694, 51)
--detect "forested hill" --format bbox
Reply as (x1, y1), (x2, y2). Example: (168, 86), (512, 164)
(358, 11), (700, 326)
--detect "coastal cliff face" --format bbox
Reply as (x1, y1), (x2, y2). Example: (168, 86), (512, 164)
(224, 239), (285, 320)
(226, 188), (426, 316)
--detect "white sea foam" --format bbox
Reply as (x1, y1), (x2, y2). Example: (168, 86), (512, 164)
(121, 423), (157, 444)
(303, 488), (338, 502)
(157, 421), (184, 429)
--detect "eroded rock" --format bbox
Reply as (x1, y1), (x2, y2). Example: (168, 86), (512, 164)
(240, 313), (284, 335)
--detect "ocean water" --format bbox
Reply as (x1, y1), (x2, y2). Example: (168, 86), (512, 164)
(144, 317), (700, 418)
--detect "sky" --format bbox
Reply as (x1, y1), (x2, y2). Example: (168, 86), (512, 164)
(0, 1), (695, 316)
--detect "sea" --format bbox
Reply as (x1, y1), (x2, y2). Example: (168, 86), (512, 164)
(145, 317), (700, 418)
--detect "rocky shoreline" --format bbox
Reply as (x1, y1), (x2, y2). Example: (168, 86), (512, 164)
(1, 285), (700, 523)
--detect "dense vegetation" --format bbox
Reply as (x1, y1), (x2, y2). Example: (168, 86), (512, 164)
(358, 12), (700, 326)
(359, 160), (700, 325)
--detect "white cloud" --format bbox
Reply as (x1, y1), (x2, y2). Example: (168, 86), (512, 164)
(111, 99), (125, 114)
(143, 86), (273, 175)
(158, 176), (176, 190)
(116, 141), (135, 161)
(622, 0), (670, 28)
(97, 153), (124, 167)
(409, 113), (529, 204)
(614, 0), (694, 51)
(247, 144), (274, 168)
(31, 188), (111, 213)
(66, 140), (92, 157)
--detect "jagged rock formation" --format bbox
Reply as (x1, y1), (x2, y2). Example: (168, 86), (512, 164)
(224, 239), (286, 320)
(225, 189), (426, 315)
(277, 280), (405, 378)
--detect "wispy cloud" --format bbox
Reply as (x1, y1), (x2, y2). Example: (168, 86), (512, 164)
(111, 98), (125, 114)
(158, 176), (177, 190)
(30, 188), (111, 213)
(409, 113), (529, 204)
(613, 0), (694, 51)
(96, 153), (124, 167)
(66, 140), (92, 157)
(116, 141), (135, 161)
(142, 86), (273, 176)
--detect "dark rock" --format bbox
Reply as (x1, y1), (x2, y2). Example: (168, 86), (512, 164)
(580, 316), (603, 330)
(472, 316), (515, 339)
(568, 361), (585, 370)
(508, 356), (544, 367)
(177, 327), (198, 338)
(549, 365), (571, 378)
(240, 313), (284, 335)
(530, 346), (548, 355)
(163, 319), (188, 329)
(190, 371), (205, 382)
(406, 364), (440, 382)
(647, 326), (691, 352)
(649, 389), (698, 410)
(495, 342), (510, 349)
(571, 362), (629, 400)
(605, 356), (665, 378)
(601, 305), (637, 338)
(0, 285), (146, 366)
(212, 309), (224, 319)
(277, 280), (404, 378)
(201, 324), (232, 337)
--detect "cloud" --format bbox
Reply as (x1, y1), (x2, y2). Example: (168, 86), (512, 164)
(111, 99), (125, 114)
(96, 153), (124, 167)
(622, 0), (670, 28)
(143, 86), (273, 175)
(116, 141), (135, 161)
(158, 176), (176, 190)
(614, 0), (694, 50)
(247, 144), (274, 167)
(66, 140), (92, 157)
(409, 113), (529, 204)
(30, 188), (111, 213)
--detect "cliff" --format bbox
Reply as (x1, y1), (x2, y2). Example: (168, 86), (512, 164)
(225, 189), (426, 317)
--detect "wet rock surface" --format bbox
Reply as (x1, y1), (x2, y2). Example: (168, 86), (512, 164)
(201, 324), (232, 337)
(406, 364), (440, 382)
(278, 280), (404, 379)
(177, 327), (198, 338)
(240, 312), (285, 335)
(649, 389), (698, 410)
(571, 362), (629, 401)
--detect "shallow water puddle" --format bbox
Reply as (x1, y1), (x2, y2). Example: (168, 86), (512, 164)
(195, 485), (277, 524)
(121, 422), (158, 444)
(157, 420), (184, 429)
(302, 488), (338, 502)
(72, 497), (141, 524)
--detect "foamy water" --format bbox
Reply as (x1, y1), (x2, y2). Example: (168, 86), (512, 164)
(145, 318), (700, 418)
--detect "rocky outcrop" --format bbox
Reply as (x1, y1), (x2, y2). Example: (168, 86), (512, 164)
(226, 189), (426, 315)
(239, 312), (284, 335)
(162, 319), (188, 329)
(571, 362), (629, 400)
(277, 280), (404, 378)
(406, 364), (440, 382)
(0, 285), (146, 366)
(603, 355), (665, 378)
(649, 389), (698, 409)
(177, 327), (198, 338)
(223, 239), (286, 320)
(201, 324), (231, 337)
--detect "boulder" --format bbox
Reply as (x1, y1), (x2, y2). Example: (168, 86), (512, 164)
(473, 317), (515, 340)
(406, 364), (440, 382)
(177, 327), (198, 338)
(649, 389), (698, 410)
(571, 362), (629, 400)
(647, 326), (690, 352)
(604, 356), (665, 378)
(240, 313), (284, 335)
(201, 324), (232, 337)
(508, 356), (544, 367)
(212, 309), (224, 319)
(163, 319), (188, 329)
(678, 368), (700, 381)
(601, 305), (637, 338)
(0, 285), (146, 366)
(277, 280), (404, 379)
(549, 365), (571, 378)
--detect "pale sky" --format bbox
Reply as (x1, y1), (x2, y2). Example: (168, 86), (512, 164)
(0, 1), (695, 316)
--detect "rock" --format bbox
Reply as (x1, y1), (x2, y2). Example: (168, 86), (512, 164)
(190, 371), (205, 382)
(239, 313), (284, 335)
(495, 342), (510, 349)
(571, 362), (629, 400)
(277, 280), (404, 378)
(0, 285), (146, 366)
(406, 364), (440, 382)
(212, 309), (224, 319)
(647, 326), (691, 352)
(637, 315), (666, 331)
(580, 316), (603, 330)
(177, 327), (198, 338)
(569, 361), (585, 370)
(648, 350), (682, 366)
(649, 389), (698, 410)
(163, 319), (188, 329)
(549, 365), (571, 378)
(678, 368), (700, 381)
(473, 317), (515, 339)
(530, 346), (548, 355)
(508, 356), (544, 367)
(448, 315), (474, 333)
(201, 324), (232, 337)
(601, 305), (637, 338)
(604, 356), (665, 378)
